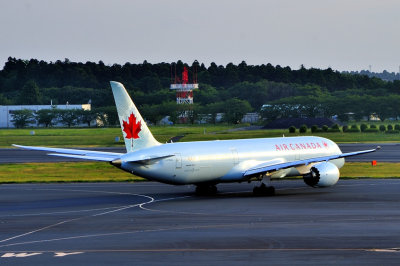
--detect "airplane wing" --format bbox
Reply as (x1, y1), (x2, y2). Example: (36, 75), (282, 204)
(13, 144), (174, 164)
(244, 146), (380, 177)
(12, 144), (123, 162)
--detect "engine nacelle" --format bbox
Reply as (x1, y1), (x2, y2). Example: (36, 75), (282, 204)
(303, 162), (340, 187)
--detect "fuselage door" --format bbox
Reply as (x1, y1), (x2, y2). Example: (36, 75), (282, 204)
(231, 148), (239, 165)
(175, 153), (182, 168)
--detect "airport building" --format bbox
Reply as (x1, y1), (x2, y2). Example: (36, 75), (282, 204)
(0, 104), (91, 128)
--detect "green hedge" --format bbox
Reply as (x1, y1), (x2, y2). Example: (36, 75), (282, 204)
(364, 128), (379, 133)
(346, 128), (361, 133)
(299, 124), (308, 133)
(360, 124), (368, 132)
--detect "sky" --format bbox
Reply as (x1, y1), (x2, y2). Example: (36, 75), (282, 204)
(1, 0), (400, 73)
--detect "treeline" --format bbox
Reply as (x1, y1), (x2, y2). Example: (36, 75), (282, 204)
(1, 57), (400, 124)
(289, 124), (400, 134)
(344, 70), (400, 82)
(10, 97), (253, 128)
(10, 108), (118, 128)
(262, 94), (400, 122)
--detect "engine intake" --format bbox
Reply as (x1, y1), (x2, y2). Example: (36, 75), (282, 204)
(303, 162), (340, 187)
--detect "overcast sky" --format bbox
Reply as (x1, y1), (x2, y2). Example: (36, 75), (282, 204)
(1, 0), (399, 72)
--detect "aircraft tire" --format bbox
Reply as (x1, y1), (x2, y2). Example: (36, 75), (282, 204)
(253, 185), (275, 196)
(195, 184), (218, 196)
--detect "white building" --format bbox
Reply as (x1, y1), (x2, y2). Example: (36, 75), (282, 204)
(241, 112), (260, 124)
(0, 104), (91, 128)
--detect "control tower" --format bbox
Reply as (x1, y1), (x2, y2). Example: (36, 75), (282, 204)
(170, 66), (198, 104)
(170, 66), (198, 122)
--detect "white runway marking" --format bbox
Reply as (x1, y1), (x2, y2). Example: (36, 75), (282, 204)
(0, 186), (193, 250)
(0, 218), (82, 244)
(0, 187), (155, 245)
(1, 252), (84, 258)
(2, 252), (42, 257)
(2, 247), (400, 254)
(0, 223), (249, 248)
(54, 251), (83, 257)
(0, 206), (128, 218)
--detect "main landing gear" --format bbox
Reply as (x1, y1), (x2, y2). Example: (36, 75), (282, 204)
(253, 174), (275, 196)
(253, 183), (275, 196)
(195, 184), (218, 196)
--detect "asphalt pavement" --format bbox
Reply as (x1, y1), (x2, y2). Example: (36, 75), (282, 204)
(1, 180), (400, 265)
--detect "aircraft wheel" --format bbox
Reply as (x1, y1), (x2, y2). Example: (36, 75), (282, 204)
(253, 184), (275, 196)
(195, 185), (218, 196)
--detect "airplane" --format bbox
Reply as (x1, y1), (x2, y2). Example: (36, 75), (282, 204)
(14, 81), (380, 195)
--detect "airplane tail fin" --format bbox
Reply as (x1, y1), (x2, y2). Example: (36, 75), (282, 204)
(110, 81), (160, 153)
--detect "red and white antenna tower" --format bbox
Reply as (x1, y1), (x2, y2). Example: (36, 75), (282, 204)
(170, 66), (198, 105)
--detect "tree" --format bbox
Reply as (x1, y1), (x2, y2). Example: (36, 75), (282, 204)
(35, 108), (58, 127)
(4, 58), (400, 124)
(299, 124), (308, 133)
(96, 106), (119, 126)
(222, 98), (252, 124)
(58, 109), (79, 127)
(186, 103), (202, 124)
(140, 104), (163, 125)
(204, 102), (225, 124)
(260, 104), (284, 122)
(18, 80), (42, 104)
(77, 109), (98, 127)
(360, 124), (368, 132)
(0, 94), (12, 105)
(10, 109), (34, 128)
(159, 102), (180, 124)
(311, 125), (318, 133)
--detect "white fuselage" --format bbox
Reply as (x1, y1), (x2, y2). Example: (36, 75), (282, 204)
(119, 136), (344, 185)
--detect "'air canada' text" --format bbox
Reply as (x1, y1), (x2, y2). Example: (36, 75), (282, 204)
(275, 142), (329, 151)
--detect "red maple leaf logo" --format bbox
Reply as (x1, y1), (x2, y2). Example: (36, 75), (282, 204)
(122, 113), (141, 139)
(322, 141), (329, 148)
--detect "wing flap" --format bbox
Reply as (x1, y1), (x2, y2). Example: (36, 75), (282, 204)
(48, 153), (117, 161)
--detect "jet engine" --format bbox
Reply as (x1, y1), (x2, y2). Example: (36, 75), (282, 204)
(303, 162), (339, 187)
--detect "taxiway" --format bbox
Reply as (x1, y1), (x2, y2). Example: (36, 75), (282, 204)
(1, 180), (400, 265)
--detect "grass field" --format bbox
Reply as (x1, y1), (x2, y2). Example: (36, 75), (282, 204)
(1, 124), (400, 148)
(0, 162), (398, 183)
(1, 125), (398, 183)
(0, 162), (143, 183)
(0, 125), (244, 147)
